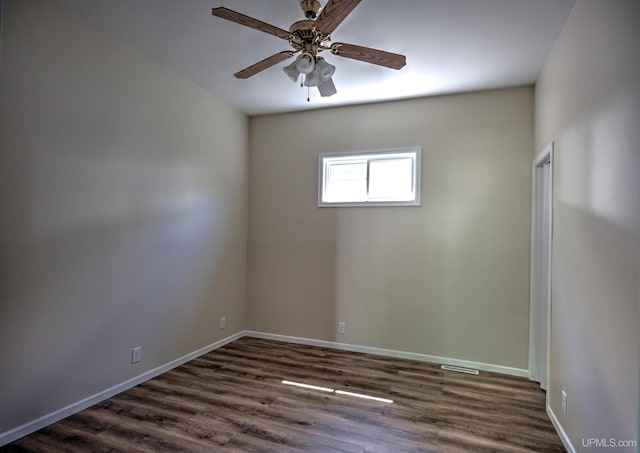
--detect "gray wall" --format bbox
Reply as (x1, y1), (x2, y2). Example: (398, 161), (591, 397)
(248, 87), (534, 371)
(0, 0), (248, 434)
(535, 0), (639, 448)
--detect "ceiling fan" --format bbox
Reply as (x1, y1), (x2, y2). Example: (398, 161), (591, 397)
(211, 0), (407, 99)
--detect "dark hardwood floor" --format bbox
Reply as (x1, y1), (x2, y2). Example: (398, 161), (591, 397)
(2, 337), (565, 452)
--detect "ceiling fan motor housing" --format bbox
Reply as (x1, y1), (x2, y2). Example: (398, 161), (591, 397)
(289, 19), (331, 57)
(300, 0), (321, 19)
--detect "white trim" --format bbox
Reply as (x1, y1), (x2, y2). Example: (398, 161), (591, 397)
(533, 141), (554, 167)
(529, 141), (554, 393)
(317, 146), (422, 207)
(547, 405), (576, 453)
(0, 331), (244, 447)
(244, 331), (529, 377)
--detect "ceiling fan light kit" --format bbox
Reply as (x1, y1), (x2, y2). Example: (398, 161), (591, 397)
(284, 54), (336, 89)
(211, 0), (406, 100)
(303, 58), (335, 87)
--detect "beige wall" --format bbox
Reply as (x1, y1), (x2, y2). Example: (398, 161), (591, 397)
(248, 87), (534, 370)
(535, 0), (639, 448)
(0, 0), (248, 435)
(9, 0), (636, 447)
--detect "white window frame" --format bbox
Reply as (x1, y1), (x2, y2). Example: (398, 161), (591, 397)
(318, 147), (422, 207)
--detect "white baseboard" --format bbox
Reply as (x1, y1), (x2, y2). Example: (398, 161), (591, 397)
(1, 329), (531, 447)
(547, 405), (576, 453)
(243, 331), (529, 378)
(0, 331), (245, 447)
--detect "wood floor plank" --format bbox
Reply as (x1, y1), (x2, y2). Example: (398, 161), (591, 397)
(2, 337), (565, 452)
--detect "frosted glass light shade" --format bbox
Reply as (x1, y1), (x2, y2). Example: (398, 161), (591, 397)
(315, 58), (335, 81)
(304, 70), (321, 87)
(295, 53), (316, 74)
(283, 61), (300, 83)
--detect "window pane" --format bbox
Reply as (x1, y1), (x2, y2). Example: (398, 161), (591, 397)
(325, 160), (367, 202)
(368, 158), (414, 200)
(319, 148), (420, 206)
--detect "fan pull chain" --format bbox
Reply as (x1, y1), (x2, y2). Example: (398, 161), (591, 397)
(302, 74), (310, 102)
(307, 84), (310, 102)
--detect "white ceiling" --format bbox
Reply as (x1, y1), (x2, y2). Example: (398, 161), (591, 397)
(54, 0), (575, 116)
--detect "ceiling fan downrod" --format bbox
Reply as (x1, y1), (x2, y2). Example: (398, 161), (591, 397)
(300, 0), (321, 19)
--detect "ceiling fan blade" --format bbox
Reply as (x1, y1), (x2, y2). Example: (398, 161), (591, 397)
(331, 43), (406, 70)
(234, 51), (295, 79)
(314, 0), (362, 35)
(211, 7), (292, 40)
(318, 78), (337, 97)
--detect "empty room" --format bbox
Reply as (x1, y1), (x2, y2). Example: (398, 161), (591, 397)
(0, 0), (638, 452)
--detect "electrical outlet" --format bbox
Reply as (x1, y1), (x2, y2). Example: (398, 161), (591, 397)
(220, 317), (226, 329)
(338, 322), (346, 334)
(131, 347), (142, 364)
(561, 390), (567, 414)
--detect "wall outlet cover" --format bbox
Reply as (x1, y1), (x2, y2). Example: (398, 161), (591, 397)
(132, 347), (142, 364)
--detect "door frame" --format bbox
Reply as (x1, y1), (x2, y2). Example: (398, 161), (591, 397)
(529, 142), (554, 392)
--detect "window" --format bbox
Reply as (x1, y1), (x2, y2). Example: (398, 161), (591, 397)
(318, 147), (421, 206)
